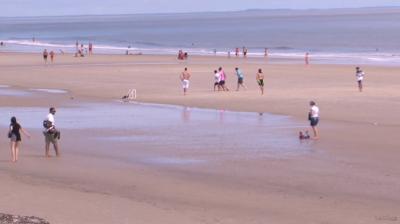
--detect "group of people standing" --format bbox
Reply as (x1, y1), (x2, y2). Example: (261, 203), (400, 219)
(7, 107), (60, 163)
(42, 49), (55, 64)
(181, 67), (265, 96)
(75, 41), (93, 57)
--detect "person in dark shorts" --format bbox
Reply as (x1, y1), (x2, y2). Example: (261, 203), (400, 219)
(235, 67), (247, 91)
(8, 116), (31, 162)
(43, 49), (48, 64)
(218, 67), (229, 91)
(308, 101), (320, 139)
(256, 68), (264, 95)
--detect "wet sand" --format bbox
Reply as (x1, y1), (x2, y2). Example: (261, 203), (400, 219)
(0, 53), (400, 224)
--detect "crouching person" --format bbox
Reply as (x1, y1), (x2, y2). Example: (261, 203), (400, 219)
(43, 107), (60, 157)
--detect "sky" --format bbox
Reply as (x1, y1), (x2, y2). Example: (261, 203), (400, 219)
(2, 0), (400, 17)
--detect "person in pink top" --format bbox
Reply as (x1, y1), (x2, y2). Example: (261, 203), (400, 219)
(218, 67), (229, 91)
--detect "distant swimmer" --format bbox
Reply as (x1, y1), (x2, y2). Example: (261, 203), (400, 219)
(308, 101), (319, 139)
(235, 47), (239, 57)
(235, 67), (247, 91)
(43, 49), (48, 64)
(180, 67), (191, 95)
(355, 67), (365, 92)
(264, 48), (268, 57)
(0, 41), (4, 46)
(256, 68), (264, 95)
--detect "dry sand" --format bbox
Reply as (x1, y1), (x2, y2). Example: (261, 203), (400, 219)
(0, 52), (399, 224)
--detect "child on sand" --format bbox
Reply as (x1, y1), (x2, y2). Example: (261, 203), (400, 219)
(299, 131), (310, 140)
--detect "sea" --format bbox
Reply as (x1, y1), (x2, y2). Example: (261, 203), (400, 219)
(1, 7), (400, 65)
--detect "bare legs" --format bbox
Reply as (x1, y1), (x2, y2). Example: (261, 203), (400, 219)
(311, 126), (319, 140)
(10, 141), (20, 162)
(236, 83), (247, 91)
(358, 81), (363, 92)
(45, 141), (60, 157)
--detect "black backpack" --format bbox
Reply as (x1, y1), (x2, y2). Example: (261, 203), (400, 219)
(43, 120), (52, 129)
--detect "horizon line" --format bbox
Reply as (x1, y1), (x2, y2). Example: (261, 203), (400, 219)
(1, 5), (399, 19)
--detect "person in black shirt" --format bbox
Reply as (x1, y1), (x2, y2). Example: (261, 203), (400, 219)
(9, 116), (30, 162)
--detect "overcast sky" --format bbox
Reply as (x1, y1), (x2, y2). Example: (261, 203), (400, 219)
(2, 0), (400, 17)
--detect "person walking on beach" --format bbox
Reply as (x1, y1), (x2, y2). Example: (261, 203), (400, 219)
(43, 49), (48, 64)
(218, 67), (229, 91)
(75, 40), (79, 53)
(214, 70), (221, 91)
(8, 116), (31, 162)
(180, 67), (191, 95)
(308, 101), (320, 139)
(235, 67), (247, 91)
(256, 68), (264, 95)
(355, 67), (365, 92)
(49, 50), (55, 63)
(43, 107), (60, 157)
(243, 47), (248, 58)
(88, 42), (93, 55)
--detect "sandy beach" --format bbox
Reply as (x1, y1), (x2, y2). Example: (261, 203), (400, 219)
(0, 52), (400, 224)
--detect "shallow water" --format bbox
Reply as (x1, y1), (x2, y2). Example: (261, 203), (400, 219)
(0, 86), (68, 96)
(0, 87), (32, 96)
(0, 100), (312, 164)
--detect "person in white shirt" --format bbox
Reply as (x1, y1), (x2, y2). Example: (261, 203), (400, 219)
(355, 67), (365, 92)
(213, 70), (221, 91)
(308, 101), (320, 139)
(44, 107), (60, 157)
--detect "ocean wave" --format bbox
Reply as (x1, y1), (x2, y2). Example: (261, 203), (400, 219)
(1, 39), (400, 65)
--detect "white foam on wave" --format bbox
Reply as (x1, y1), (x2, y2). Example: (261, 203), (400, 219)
(30, 88), (68, 94)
